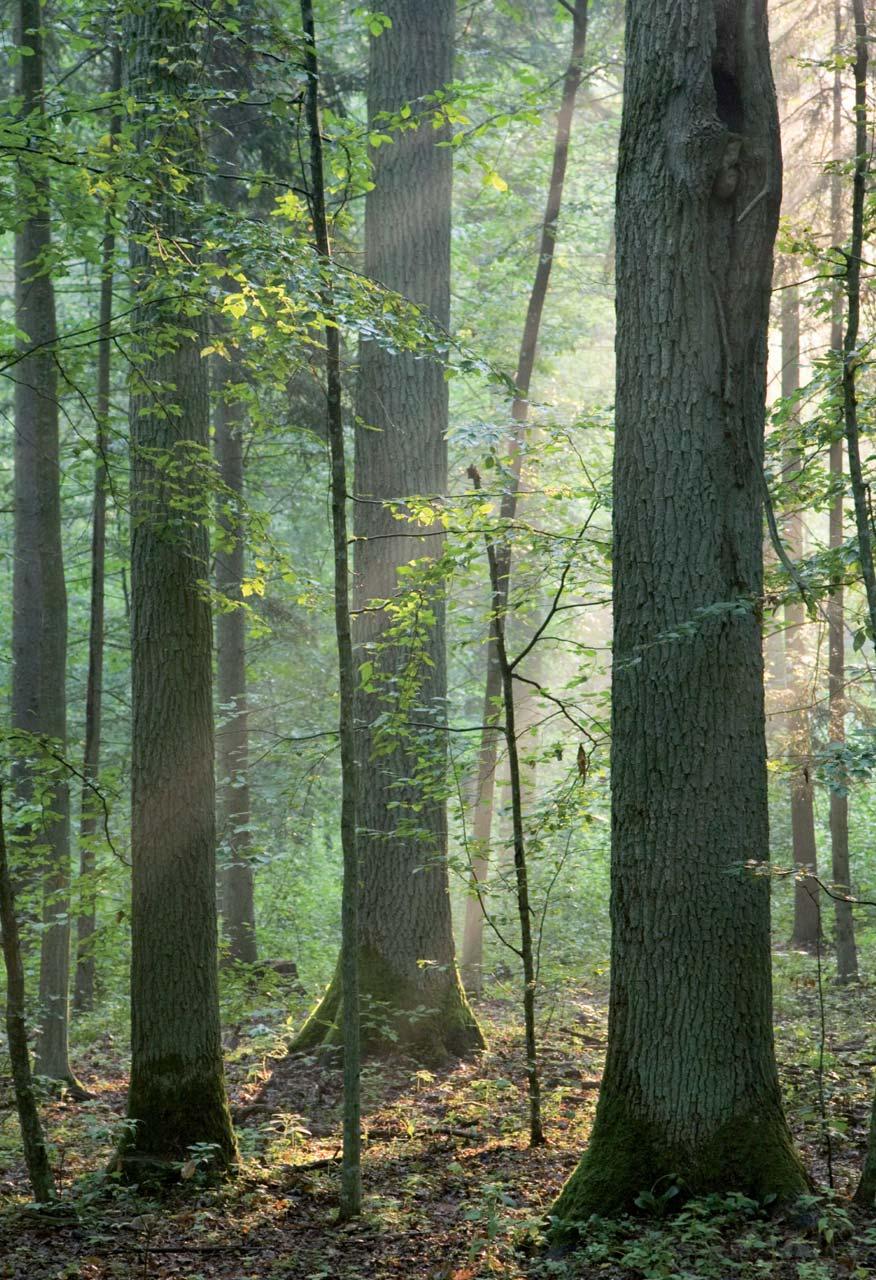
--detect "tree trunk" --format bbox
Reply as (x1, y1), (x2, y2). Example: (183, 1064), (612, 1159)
(828, 0), (857, 984)
(292, 0), (481, 1062)
(461, 0), (589, 995)
(209, 2), (258, 969)
(12, 0), (76, 1089)
(74, 48), (121, 1015)
(552, 0), (806, 1226)
(0, 788), (56, 1204)
(215, 346), (257, 967)
(119, 6), (236, 1174)
(300, 0), (361, 1217)
(781, 285), (821, 951)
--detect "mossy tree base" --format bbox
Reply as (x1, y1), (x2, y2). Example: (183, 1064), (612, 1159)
(116, 1062), (237, 1182)
(291, 947), (484, 1064)
(549, 1093), (809, 1240)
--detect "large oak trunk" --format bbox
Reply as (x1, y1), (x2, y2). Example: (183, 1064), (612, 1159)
(120, 6), (235, 1171)
(553, 0), (806, 1224)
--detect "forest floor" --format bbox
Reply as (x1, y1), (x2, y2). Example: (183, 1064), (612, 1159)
(3, 963), (876, 1279)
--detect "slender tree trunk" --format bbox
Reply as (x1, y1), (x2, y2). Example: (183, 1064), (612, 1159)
(12, 0), (77, 1090)
(293, 0), (481, 1062)
(842, 1), (876, 644)
(74, 49), (121, 1015)
(828, 0), (857, 983)
(215, 348), (257, 966)
(781, 285), (821, 950)
(474, 468), (544, 1146)
(210, 2), (257, 967)
(300, 0), (361, 1218)
(119, 4), (236, 1174)
(462, 0), (589, 995)
(552, 0), (806, 1226)
(0, 788), (56, 1204)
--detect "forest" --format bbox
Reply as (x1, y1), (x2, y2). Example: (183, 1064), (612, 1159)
(4, 0), (876, 1276)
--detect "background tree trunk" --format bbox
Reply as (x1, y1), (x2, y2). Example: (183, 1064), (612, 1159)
(215, 346), (257, 967)
(781, 284), (821, 951)
(828, 0), (857, 984)
(74, 48), (121, 1014)
(461, 0), (589, 995)
(0, 791), (55, 1204)
(552, 0), (805, 1224)
(120, 4), (235, 1172)
(293, 0), (480, 1061)
(12, 0), (76, 1089)
(213, 106), (257, 966)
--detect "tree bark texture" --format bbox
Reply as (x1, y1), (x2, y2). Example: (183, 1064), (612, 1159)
(828, 0), (857, 983)
(12, 0), (75, 1087)
(121, 6), (235, 1171)
(781, 285), (821, 951)
(462, 0), (589, 995)
(74, 48), (121, 1015)
(552, 0), (806, 1226)
(0, 790), (56, 1204)
(294, 0), (481, 1062)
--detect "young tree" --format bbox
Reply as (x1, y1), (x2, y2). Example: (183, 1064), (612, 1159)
(828, 0), (857, 982)
(552, 0), (806, 1224)
(74, 47), (122, 1014)
(461, 0), (590, 996)
(211, 27), (257, 969)
(293, 0), (481, 1060)
(12, 0), (78, 1089)
(0, 785), (55, 1204)
(300, 0), (361, 1217)
(780, 284), (821, 951)
(119, 3), (236, 1173)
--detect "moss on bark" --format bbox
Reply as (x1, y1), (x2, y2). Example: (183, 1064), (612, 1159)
(549, 1091), (808, 1239)
(291, 946), (483, 1063)
(116, 1056), (237, 1181)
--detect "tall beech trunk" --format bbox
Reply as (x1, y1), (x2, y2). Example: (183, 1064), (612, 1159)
(119, 5), (235, 1173)
(552, 0), (806, 1226)
(293, 0), (481, 1062)
(300, 0), (361, 1217)
(461, 0), (589, 995)
(828, 0), (857, 983)
(782, 285), (821, 951)
(0, 789), (56, 1204)
(12, 0), (76, 1088)
(74, 49), (122, 1015)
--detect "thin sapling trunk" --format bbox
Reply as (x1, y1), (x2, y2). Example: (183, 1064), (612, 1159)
(300, 0), (361, 1221)
(463, 0), (589, 993)
(0, 786), (56, 1205)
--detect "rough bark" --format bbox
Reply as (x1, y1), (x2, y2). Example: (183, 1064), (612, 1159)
(780, 285), (821, 951)
(828, 0), (857, 983)
(293, 0), (481, 1062)
(74, 49), (121, 1015)
(552, 0), (806, 1227)
(119, 5), (236, 1174)
(12, 0), (76, 1089)
(300, 0), (361, 1217)
(0, 789), (56, 1204)
(462, 0), (589, 995)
